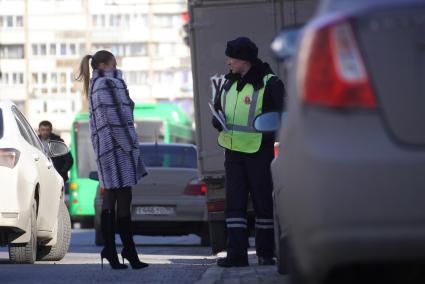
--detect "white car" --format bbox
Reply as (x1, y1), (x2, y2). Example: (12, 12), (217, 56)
(0, 101), (71, 264)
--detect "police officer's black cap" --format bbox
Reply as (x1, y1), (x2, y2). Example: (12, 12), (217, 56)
(225, 37), (258, 62)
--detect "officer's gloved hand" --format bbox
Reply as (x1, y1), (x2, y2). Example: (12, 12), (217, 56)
(211, 116), (223, 132)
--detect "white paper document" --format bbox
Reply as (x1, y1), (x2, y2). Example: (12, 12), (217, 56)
(209, 102), (228, 132)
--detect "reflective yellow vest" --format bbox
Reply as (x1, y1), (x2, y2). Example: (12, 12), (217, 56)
(218, 74), (275, 153)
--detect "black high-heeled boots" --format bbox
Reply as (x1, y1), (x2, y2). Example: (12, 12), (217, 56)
(100, 209), (128, 270)
(118, 216), (149, 269)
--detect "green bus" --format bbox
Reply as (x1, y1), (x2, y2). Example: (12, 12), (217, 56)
(68, 103), (194, 224)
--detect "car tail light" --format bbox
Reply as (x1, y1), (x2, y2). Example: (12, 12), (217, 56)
(274, 142), (279, 157)
(298, 18), (376, 108)
(74, 122), (79, 133)
(0, 148), (20, 168)
(184, 179), (206, 196)
(207, 200), (225, 212)
(100, 187), (105, 194)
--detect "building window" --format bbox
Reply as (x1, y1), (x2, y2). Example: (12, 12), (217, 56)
(70, 43), (76, 55)
(40, 44), (47, 55)
(125, 71), (148, 85)
(92, 14), (98, 26)
(100, 15), (106, 27)
(6, 16), (13, 27)
(0, 15), (24, 29)
(133, 14), (147, 27)
(32, 44), (38, 56)
(155, 43), (176, 57)
(60, 43), (67, 55)
(59, 73), (66, 84)
(155, 71), (173, 85)
(51, 73), (57, 84)
(16, 16), (23, 27)
(50, 43), (56, 55)
(79, 43), (85, 55)
(42, 73), (48, 84)
(124, 14), (130, 27)
(12, 73), (17, 84)
(32, 73), (38, 84)
(19, 73), (24, 85)
(0, 44), (24, 59)
(154, 14), (174, 28)
(129, 43), (147, 56)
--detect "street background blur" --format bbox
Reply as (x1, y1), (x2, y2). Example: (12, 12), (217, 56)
(0, 0), (193, 144)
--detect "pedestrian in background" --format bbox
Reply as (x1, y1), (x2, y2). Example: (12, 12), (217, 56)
(76, 50), (148, 270)
(38, 120), (74, 192)
(212, 37), (285, 267)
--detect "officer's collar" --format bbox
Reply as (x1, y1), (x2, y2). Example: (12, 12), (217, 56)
(225, 60), (274, 91)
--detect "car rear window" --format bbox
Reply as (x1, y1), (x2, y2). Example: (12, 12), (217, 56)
(0, 109), (3, 139)
(140, 144), (197, 169)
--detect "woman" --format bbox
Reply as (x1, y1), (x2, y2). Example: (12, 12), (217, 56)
(77, 50), (148, 270)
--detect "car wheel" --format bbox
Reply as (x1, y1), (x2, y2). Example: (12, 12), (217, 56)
(9, 199), (37, 264)
(209, 221), (226, 254)
(275, 214), (289, 275)
(36, 202), (71, 261)
(199, 224), (210, 246)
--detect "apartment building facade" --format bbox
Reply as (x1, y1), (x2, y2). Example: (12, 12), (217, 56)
(0, 0), (192, 141)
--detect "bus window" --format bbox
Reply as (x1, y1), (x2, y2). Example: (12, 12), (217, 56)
(75, 122), (97, 178)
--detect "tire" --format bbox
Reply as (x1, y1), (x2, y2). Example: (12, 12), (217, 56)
(274, 204), (289, 275)
(209, 221), (226, 254)
(199, 224), (210, 246)
(9, 200), (37, 264)
(94, 224), (104, 246)
(37, 202), (71, 261)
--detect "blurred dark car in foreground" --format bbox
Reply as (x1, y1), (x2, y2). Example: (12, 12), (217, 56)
(264, 0), (425, 283)
(94, 143), (208, 245)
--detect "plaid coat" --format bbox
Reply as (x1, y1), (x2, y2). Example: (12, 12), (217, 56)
(88, 69), (147, 189)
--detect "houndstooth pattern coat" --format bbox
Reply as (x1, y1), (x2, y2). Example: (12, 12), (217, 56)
(88, 69), (147, 189)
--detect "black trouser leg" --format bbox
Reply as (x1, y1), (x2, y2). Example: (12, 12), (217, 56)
(245, 146), (275, 258)
(224, 150), (249, 260)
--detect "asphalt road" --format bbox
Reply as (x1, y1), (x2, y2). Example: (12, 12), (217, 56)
(0, 229), (287, 284)
(0, 229), (216, 284)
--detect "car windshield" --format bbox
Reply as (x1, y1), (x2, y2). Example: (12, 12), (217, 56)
(140, 144), (197, 169)
(75, 122), (97, 178)
(0, 109), (3, 139)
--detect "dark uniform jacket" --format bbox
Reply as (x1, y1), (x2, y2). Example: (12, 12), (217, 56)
(39, 133), (74, 182)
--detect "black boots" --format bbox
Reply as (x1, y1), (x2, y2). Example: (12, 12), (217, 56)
(118, 216), (149, 269)
(100, 210), (128, 269)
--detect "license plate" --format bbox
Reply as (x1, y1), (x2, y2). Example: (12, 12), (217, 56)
(134, 206), (175, 216)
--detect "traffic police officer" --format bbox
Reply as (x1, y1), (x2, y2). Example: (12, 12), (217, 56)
(212, 37), (285, 267)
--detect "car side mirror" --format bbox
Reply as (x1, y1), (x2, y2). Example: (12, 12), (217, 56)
(270, 26), (302, 61)
(254, 112), (283, 132)
(48, 140), (70, 158)
(89, 171), (99, 181)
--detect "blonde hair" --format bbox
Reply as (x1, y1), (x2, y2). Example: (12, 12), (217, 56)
(76, 54), (93, 98)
